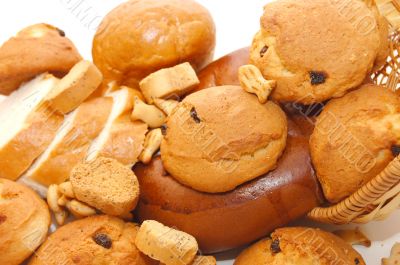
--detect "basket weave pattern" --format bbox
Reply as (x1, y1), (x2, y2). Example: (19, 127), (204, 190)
(308, 21), (400, 224)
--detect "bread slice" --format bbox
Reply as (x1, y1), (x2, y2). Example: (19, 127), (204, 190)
(87, 87), (148, 166)
(0, 74), (64, 181)
(0, 95), (6, 103)
(46, 60), (103, 114)
(22, 97), (113, 187)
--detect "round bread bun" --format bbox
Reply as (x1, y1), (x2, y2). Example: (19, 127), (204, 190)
(0, 23), (82, 95)
(310, 84), (400, 203)
(92, 0), (216, 90)
(250, 0), (388, 104)
(160, 85), (288, 193)
(0, 178), (50, 265)
(135, 116), (321, 253)
(235, 227), (365, 265)
(29, 215), (158, 265)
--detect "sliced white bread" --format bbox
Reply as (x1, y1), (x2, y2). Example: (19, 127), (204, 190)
(87, 87), (148, 166)
(0, 95), (6, 103)
(46, 60), (103, 114)
(0, 74), (64, 181)
(22, 97), (113, 187)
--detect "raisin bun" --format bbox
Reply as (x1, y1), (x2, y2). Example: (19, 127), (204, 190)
(250, 0), (389, 104)
(0, 23), (82, 95)
(160, 85), (288, 193)
(29, 215), (158, 265)
(235, 227), (365, 265)
(93, 0), (216, 91)
(0, 178), (50, 265)
(310, 84), (400, 203)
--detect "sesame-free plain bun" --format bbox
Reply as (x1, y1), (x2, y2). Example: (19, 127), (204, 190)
(160, 85), (288, 193)
(0, 179), (50, 265)
(92, 0), (216, 90)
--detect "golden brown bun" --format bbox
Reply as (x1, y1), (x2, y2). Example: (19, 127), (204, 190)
(29, 215), (158, 265)
(161, 86), (288, 193)
(0, 23), (82, 95)
(70, 158), (140, 217)
(135, 116), (321, 253)
(0, 179), (50, 265)
(250, 0), (384, 104)
(93, 0), (216, 90)
(235, 227), (365, 265)
(310, 84), (400, 203)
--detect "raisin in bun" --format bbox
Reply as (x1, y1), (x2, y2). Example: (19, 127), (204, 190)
(93, 0), (216, 91)
(0, 23), (82, 95)
(161, 85), (288, 193)
(235, 227), (365, 265)
(0, 179), (50, 265)
(250, 0), (388, 104)
(29, 215), (158, 265)
(310, 84), (400, 203)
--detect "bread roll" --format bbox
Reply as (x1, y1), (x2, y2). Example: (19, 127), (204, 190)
(0, 23), (81, 95)
(135, 116), (321, 253)
(310, 84), (400, 202)
(93, 0), (216, 91)
(29, 215), (158, 265)
(0, 179), (50, 265)
(235, 227), (365, 265)
(161, 85), (288, 193)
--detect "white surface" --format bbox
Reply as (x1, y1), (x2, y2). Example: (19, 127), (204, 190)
(0, 0), (399, 264)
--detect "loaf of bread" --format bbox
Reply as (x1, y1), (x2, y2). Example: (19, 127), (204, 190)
(0, 23), (81, 95)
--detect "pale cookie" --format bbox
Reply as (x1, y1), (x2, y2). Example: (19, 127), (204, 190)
(135, 220), (198, 265)
(139, 62), (199, 104)
(382, 243), (400, 265)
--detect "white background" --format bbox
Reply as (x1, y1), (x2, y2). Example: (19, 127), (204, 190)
(1, 1), (399, 264)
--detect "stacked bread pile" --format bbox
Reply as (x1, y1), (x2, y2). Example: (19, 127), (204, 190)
(1, 0), (400, 264)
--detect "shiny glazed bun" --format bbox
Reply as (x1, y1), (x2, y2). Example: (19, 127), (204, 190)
(92, 0), (216, 90)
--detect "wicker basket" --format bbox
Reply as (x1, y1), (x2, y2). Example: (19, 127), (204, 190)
(308, 1), (400, 224)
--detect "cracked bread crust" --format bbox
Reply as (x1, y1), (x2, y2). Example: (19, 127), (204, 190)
(250, 0), (386, 104)
(160, 86), (287, 193)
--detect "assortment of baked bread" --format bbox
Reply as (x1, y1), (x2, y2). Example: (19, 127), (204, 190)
(0, 0), (399, 264)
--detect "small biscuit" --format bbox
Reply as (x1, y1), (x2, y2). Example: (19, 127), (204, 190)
(70, 157), (140, 217)
(382, 243), (400, 265)
(135, 220), (198, 265)
(0, 178), (51, 265)
(28, 215), (158, 265)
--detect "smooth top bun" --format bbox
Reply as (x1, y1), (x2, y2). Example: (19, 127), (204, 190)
(0, 178), (50, 265)
(93, 0), (216, 90)
(0, 23), (82, 95)
(250, 0), (387, 104)
(161, 85), (288, 193)
(235, 227), (365, 265)
(310, 84), (400, 203)
(29, 215), (158, 265)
